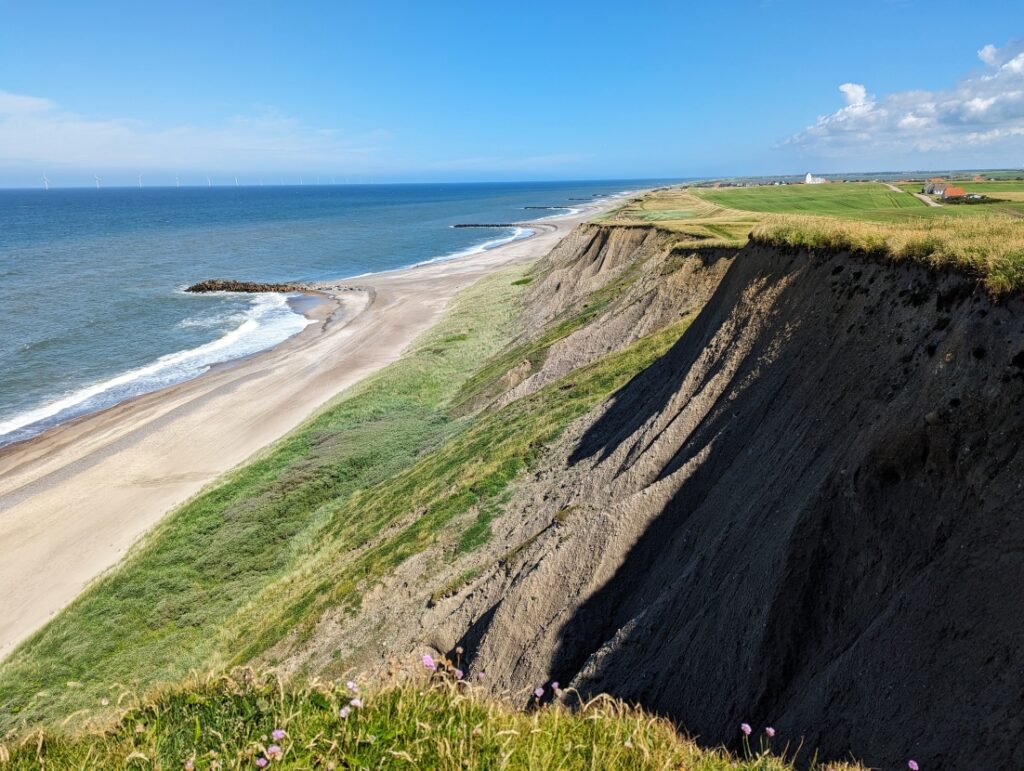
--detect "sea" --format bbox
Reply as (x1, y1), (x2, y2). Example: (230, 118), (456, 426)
(0, 180), (666, 447)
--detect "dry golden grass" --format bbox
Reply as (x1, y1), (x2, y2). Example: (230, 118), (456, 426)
(752, 213), (1024, 295)
(603, 187), (1024, 295)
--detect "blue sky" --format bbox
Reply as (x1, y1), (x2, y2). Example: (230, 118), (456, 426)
(1, 0), (1023, 186)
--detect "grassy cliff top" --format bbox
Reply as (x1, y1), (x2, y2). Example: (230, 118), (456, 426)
(602, 183), (1024, 294)
(0, 667), (865, 770)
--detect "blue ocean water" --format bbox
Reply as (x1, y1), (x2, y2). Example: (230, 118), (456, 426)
(0, 180), (662, 446)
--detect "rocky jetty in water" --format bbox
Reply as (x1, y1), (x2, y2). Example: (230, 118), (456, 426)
(185, 279), (309, 293)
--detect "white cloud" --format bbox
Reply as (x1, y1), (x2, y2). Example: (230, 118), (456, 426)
(0, 93), (389, 175)
(0, 91), (55, 115)
(839, 83), (869, 106)
(787, 40), (1024, 162)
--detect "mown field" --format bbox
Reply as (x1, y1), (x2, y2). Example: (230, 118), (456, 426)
(692, 182), (927, 221)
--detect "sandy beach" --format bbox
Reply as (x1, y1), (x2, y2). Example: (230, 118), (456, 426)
(0, 201), (617, 657)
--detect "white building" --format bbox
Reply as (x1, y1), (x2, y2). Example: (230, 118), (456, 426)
(805, 172), (828, 185)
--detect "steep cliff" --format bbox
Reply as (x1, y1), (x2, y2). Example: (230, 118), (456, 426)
(370, 227), (1022, 770)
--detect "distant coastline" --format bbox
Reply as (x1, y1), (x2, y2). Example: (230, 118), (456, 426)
(0, 183), (642, 448)
(0, 194), (626, 656)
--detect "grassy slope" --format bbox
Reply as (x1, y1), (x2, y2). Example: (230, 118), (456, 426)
(0, 264), (531, 730)
(0, 670), (863, 770)
(0, 238), (695, 732)
(216, 316), (693, 672)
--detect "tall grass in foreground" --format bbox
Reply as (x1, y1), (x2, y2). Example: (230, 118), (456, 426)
(0, 666), (865, 770)
(752, 214), (1024, 294)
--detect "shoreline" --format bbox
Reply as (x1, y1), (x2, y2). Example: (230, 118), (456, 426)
(0, 196), (624, 657)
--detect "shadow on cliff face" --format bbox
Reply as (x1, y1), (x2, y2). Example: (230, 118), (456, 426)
(550, 246), (1024, 770)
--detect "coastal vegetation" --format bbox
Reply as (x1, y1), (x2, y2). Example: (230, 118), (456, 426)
(604, 183), (1024, 293)
(0, 667), (864, 770)
(5, 180), (1020, 768)
(751, 214), (1024, 295)
(0, 234), (692, 732)
(0, 264), (532, 729)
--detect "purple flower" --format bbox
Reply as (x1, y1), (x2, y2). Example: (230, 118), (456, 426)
(908, 762), (920, 771)
(346, 680), (358, 693)
(271, 729), (286, 741)
(266, 745), (283, 760)
(255, 759), (268, 769)
(350, 697), (363, 708)
(477, 672), (485, 681)
(534, 687), (544, 698)
(422, 654), (437, 671)
(454, 668), (464, 680)
(765, 726), (776, 738)
(740, 723), (752, 736)
(339, 706), (351, 719)
(551, 681), (559, 690)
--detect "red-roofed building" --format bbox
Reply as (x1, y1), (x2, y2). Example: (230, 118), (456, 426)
(942, 186), (966, 199)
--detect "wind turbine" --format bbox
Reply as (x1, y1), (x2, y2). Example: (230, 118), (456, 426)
(207, 176), (212, 187)
(234, 175), (239, 187)
(138, 173), (144, 189)
(94, 174), (102, 190)
(42, 173), (49, 191)
(299, 176), (304, 186)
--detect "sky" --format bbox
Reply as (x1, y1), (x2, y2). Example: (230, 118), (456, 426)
(1, 0), (1023, 186)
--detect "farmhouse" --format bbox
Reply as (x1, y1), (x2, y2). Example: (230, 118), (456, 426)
(941, 186), (966, 200)
(923, 179), (947, 195)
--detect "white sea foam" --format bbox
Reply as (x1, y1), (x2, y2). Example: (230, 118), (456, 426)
(0, 293), (312, 445)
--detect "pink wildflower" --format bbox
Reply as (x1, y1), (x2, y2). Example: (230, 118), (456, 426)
(740, 723), (752, 736)
(454, 668), (464, 679)
(765, 726), (776, 738)
(534, 687), (544, 698)
(346, 680), (358, 693)
(266, 745), (283, 760)
(422, 654), (436, 671)
(185, 761), (195, 771)
(477, 672), (485, 681)
(271, 729), (286, 741)
(551, 681), (559, 690)
(350, 697), (363, 708)
(908, 762), (920, 771)
(255, 759), (268, 769)
(339, 706), (351, 719)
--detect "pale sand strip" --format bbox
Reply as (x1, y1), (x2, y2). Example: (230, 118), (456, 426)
(0, 201), (616, 656)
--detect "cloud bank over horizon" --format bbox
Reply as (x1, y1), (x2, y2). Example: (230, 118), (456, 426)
(0, 92), (589, 186)
(788, 40), (1024, 168)
(0, 93), (394, 182)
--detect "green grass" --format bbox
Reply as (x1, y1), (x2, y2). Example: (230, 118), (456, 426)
(693, 182), (928, 221)
(0, 264), (532, 732)
(0, 668), (863, 770)
(0, 241), (690, 731)
(214, 315), (694, 670)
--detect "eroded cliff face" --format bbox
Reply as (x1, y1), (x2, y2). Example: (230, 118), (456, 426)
(290, 224), (1024, 769)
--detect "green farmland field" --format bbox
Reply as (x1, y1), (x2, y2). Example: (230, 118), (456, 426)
(692, 182), (927, 221)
